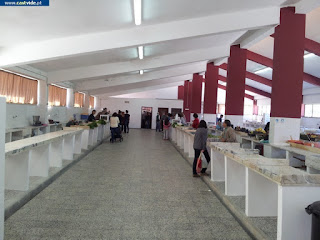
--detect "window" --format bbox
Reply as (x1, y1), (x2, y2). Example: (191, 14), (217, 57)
(74, 92), (84, 108)
(312, 104), (320, 118)
(258, 105), (271, 116)
(218, 104), (225, 115)
(48, 85), (67, 107)
(244, 105), (253, 115)
(89, 96), (95, 108)
(0, 70), (38, 104)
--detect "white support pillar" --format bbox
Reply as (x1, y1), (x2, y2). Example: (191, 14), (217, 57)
(74, 132), (82, 154)
(5, 151), (30, 191)
(49, 140), (63, 168)
(29, 144), (50, 177)
(93, 127), (98, 144)
(277, 186), (320, 240)
(210, 149), (225, 181)
(225, 156), (246, 196)
(88, 129), (94, 146)
(66, 88), (74, 108)
(245, 168), (278, 217)
(225, 115), (243, 128)
(81, 129), (89, 150)
(183, 133), (188, 153)
(269, 117), (301, 144)
(188, 135), (195, 158)
(0, 98), (5, 240)
(63, 134), (75, 160)
(37, 79), (48, 124)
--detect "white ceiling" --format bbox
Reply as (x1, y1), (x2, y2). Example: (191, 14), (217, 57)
(0, 0), (319, 100)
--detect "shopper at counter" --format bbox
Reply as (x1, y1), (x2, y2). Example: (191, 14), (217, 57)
(192, 113), (200, 129)
(88, 110), (96, 122)
(193, 120), (211, 177)
(110, 112), (120, 141)
(179, 113), (187, 125)
(221, 120), (236, 142)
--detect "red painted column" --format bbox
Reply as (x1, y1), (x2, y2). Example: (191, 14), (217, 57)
(178, 86), (184, 100)
(183, 81), (191, 122)
(225, 45), (247, 126)
(203, 64), (218, 115)
(191, 73), (202, 114)
(270, 7), (305, 144)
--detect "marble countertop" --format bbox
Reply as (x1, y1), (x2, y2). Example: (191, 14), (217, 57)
(5, 129), (83, 156)
(210, 142), (320, 186)
(306, 155), (320, 170)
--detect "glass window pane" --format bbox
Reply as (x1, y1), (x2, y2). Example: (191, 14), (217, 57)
(305, 104), (313, 117)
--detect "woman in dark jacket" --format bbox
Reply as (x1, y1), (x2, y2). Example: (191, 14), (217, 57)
(193, 120), (211, 177)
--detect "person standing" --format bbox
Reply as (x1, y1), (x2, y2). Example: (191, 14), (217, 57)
(160, 113), (166, 131)
(156, 112), (161, 132)
(179, 113), (187, 125)
(110, 112), (120, 142)
(220, 120), (236, 142)
(193, 120), (211, 177)
(120, 112), (125, 132)
(118, 110), (123, 128)
(124, 110), (130, 133)
(192, 113), (200, 129)
(163, 117), (171, 140)
(88, 110), (96, 122)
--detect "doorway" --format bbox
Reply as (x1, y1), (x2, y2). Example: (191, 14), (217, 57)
(171, 108), (182, 118)
(141, 107), (153, 129)
(158, 108), (169, 117)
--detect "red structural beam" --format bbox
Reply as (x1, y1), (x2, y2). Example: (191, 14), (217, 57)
(271, 35), (320, 57)
(219, 63), (272, 87)
(305, 38), (320, 57)
(217, 75), (271, 98)
(246, 49), (320, 86)
(247, 50), (273, 68)
(218, 84), (254, 100)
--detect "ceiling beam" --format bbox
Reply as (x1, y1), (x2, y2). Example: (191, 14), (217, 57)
(218, 75), (271, 98)
(75, 62), (205, 91)
(0, 7), (280, 67)
(88, 75), (189, 95)
(99, 82), (184, 99)
(305, 38), (320, 57)
(294, 0), (320, 14)
(217, 84), (254, 100)
(48, 46), (228, 83)
(239, 26), (276, 49)
(219, 63), (272, 87)
(246, 49), (320, 86)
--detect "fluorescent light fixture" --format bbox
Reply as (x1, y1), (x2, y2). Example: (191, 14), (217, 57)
(139, 70), (144, 75)
(134, 0), (142, 25)
(138, 46), (144, 59)
(254, 67), (272, 74)
(304, 53), (316, 58)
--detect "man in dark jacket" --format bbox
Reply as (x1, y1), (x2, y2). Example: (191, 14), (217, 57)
(88, 110), (96, 122)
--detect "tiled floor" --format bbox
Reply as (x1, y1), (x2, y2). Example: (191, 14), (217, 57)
(5, 129), (252, 240)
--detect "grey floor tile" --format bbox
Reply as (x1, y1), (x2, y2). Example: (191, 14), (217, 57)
(5, 129), (252, 240)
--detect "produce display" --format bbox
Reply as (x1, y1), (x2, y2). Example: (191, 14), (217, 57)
(254, 128), (266, 134)
(88, 122), (98, 129)
(97, 119), (107, 125)
(208, 134), (220, 139)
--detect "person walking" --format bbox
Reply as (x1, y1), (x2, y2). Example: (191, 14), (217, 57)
(124, 110), (130, 133)
(156, 112), (161, 132)
(110, 112), (120, 142)
(220, 120), (237, 142)
(160, 113), (166, 131)
(192, 113), (200, 129)
(120, 112), (125, 132)
(193, 120), (211, 177)
(163, 117), (171, 140)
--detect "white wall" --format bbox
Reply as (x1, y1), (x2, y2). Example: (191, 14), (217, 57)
(112, 86), (179, 99)
(0, 98), (5, 240)
(100, 98), (183, 129)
